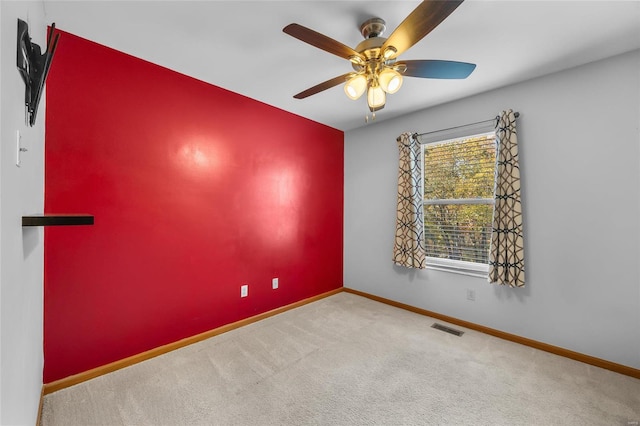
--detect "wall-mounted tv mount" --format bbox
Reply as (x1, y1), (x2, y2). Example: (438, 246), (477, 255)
(17, 19), (59, 127)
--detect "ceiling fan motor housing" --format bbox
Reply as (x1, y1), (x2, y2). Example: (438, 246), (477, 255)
(352, 36), (396, 76)
(355, 37), (385, 59)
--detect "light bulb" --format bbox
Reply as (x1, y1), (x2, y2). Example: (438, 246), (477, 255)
(367, 84), (386, 111)
(379, 68), (403, 94)
(344, 74), (367, 100)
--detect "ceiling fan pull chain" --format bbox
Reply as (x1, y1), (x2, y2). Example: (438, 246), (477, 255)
(364, 112), (378, 124)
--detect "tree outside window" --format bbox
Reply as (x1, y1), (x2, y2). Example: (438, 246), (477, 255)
(423, 133), (496, 265)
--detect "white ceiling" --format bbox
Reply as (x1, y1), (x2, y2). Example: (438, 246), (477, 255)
(43, 1), (640, 131)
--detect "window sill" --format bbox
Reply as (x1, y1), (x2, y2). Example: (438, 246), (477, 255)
(425, 257), (488, 279)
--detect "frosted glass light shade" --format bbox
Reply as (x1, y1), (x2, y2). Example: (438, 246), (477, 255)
(379, 68), (403, 94)
(344, 74), (367, 100)
(367, 84), (386, 111)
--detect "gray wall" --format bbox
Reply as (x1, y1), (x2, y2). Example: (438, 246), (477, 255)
(344, 49), (640, 369)
(0, 1), (46, 424)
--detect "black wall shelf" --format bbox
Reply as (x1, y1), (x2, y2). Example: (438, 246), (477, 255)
(22, 214), (94, 227)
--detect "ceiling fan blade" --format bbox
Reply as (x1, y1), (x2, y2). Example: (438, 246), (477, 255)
(382, 0), (465, 59)
(284, 23), (363, 61)
(400, 60), (476, 79)
(293, 73), (353, 99)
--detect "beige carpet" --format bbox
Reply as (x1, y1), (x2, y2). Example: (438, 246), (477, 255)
(42, 292), (640, 425)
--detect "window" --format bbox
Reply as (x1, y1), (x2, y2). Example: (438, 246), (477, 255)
(421, 131), (497, 277)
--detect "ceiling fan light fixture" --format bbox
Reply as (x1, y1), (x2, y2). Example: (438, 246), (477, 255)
(284, 0), (474, 121)
(344, 74), (367, 100)
(367, 83), (386, 111)
(379, 68), (403, 94)
(349, 55), (365, 65)
(382, 46), (397, 60)
(393, 63), (407, 73)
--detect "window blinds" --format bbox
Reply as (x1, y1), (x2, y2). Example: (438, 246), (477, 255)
(423, 133), (496, 265)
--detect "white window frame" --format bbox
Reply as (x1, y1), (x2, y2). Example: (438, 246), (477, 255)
(418, 121), (496, 278)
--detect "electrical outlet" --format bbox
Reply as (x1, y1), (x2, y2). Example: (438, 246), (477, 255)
(272, 278), (278, 289)
(241, 284), (248, 298)
(466, 289), (476, 301)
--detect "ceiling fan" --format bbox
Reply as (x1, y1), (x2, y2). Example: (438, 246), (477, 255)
(283, 0), (475, 117)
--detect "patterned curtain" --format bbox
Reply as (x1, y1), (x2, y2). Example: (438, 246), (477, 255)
(488, 110), (525, 287)
(393, 132), (426, 269)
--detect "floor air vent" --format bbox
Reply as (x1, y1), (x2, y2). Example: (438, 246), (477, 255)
(431, 323), (464, 337)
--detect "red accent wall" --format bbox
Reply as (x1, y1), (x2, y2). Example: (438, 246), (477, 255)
(44, 30), (343, 383)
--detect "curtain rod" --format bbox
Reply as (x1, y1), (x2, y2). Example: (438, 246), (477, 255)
(397, 111), (520, 141)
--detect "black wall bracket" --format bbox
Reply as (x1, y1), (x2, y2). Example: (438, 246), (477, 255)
(16, 19), (60, 127)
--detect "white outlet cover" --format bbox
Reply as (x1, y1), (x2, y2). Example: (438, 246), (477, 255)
(241, 284), (248, 297)
(466, 289), (476, 301)
(16, 130), (22, 167)
(272, 278), (278, 289)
